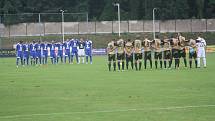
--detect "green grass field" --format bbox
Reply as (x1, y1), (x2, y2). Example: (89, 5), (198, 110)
(0, 54), (215, 121)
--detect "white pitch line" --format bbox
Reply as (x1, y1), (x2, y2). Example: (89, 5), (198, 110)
(1, 104), (215, 119)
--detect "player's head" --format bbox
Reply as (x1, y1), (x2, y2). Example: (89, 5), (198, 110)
(33, 40), (36, 44)
(127, 39), (131, 42)
(80, 38), (84, 41)
(19, 40), (23, 44)
(52, 40), (55, 43)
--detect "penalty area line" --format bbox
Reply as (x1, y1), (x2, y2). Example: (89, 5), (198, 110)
(1, 104), (215, 119)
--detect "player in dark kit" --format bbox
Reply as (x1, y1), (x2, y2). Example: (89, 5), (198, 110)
(134, 37), (143, 71)
(178, 33), (188, 67)
(107, 39), (117, 71)
(189, 39), (198, 68)
(125, 39), (134, 70)
(116, 38), (125, 71)
(143, 36), (153, 69)
(153, 36), (163, 69)
(163, 36), (172, 69)
(171, 35), (180, 69)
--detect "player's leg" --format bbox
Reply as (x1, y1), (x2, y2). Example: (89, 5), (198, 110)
(183, 49), (187, 67)
(126, 54), (129, 70)
(189, 52), (192, 68)
(108, 54), (111, 71)
(139, 54), (142, 70)
(202, 50), (206, 68)
(159, 52), (163, 69)
(134, 54), (138, 70)
(113, 54), (116, 71)
(197, 50), (201, 68)
(194, 52), (197, 68)
(89, 52), (93, 64)
(86, 53), (89, 64)
(149, 52), (152, 69)
(121, 53), (125, 70)
(117, 54), (121, 71)
(154, 52), (158, 69)
(16, 52), (20, 67)
(130, 54), (134, 70)
(144, 52), (147, 69)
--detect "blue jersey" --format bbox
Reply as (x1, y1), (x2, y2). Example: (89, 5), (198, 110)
(85, 40), (92, 56)
(29, 43), (36, 58)
(41, 43), (48, 57)
(56, 43), (63, 57)
(35, 43), (42, 57)
(85, 40), (92, 51)
(71, 39), (78, 52)
(16, 43), (23, 58)
(30, 44), (36, 52)
(23, 44), (29, 58)
(64, 41), (71, 56)
(48, 43), (56, 58)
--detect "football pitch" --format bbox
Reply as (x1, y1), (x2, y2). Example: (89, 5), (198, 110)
(0, 53), (215, 121)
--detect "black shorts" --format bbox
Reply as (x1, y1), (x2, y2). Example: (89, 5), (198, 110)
(126, 54), (133, 62)
(108, 54), (116, 61)
(144, 51), (152, 60)
(172, 49), (179, 59)
(164, 50), (171, 60)
(117, 53), (125, 60)
(189, 52), (197, 59)
(179, 48), (186, 58)
(154, 52), (162, 60)
(135, 53), (142, 60)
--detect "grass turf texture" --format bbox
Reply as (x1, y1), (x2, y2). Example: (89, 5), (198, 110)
(0, 53), (215, 121)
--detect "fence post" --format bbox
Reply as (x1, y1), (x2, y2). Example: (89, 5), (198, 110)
(206, 19), (208, 32)
(191, 19), (192, 33)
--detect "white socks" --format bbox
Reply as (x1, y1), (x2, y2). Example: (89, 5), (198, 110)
(197, 57), (207, 68)
(203, 57), (206, 67)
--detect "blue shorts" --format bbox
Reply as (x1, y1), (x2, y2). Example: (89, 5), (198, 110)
(30, 51), (36, 58)
(58, 50), (63, 57)
(42, 50), (48, 58)
(72, 50), (78, 55)
(16, 51), (23, 58)
(23, 51), (29, 58)
(65, 49), (70, 56)
(50, 51), (56, 58)
(85, 50), (92, 56)
(36, 51), (42, 58)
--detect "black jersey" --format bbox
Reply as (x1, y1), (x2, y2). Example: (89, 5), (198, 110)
(79, 41), (85, 49)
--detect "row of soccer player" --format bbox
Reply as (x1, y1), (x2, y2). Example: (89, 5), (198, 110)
(107, 33), (207, 71)
(15, 38), (93, 67)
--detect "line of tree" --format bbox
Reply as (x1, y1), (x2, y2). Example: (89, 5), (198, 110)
(0, 0), (215, 24)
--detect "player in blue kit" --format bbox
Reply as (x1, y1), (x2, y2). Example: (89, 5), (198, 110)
(63, 39), (71, 64)
(29, 41), (37, 65)
(48, 41), (57, 64)
(23, 42), (30, 65)
(71, 39), (79, 64)
(16, 41), (23, 67)
(85, 39), (93, 64)
(35, 41), (42, 65)
(56, 42), (64, 64)
(41, 41), (48, 64)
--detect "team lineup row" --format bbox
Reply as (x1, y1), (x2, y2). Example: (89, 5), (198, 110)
(107, 33), (207, 71)
(15, 38), (93, 67)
